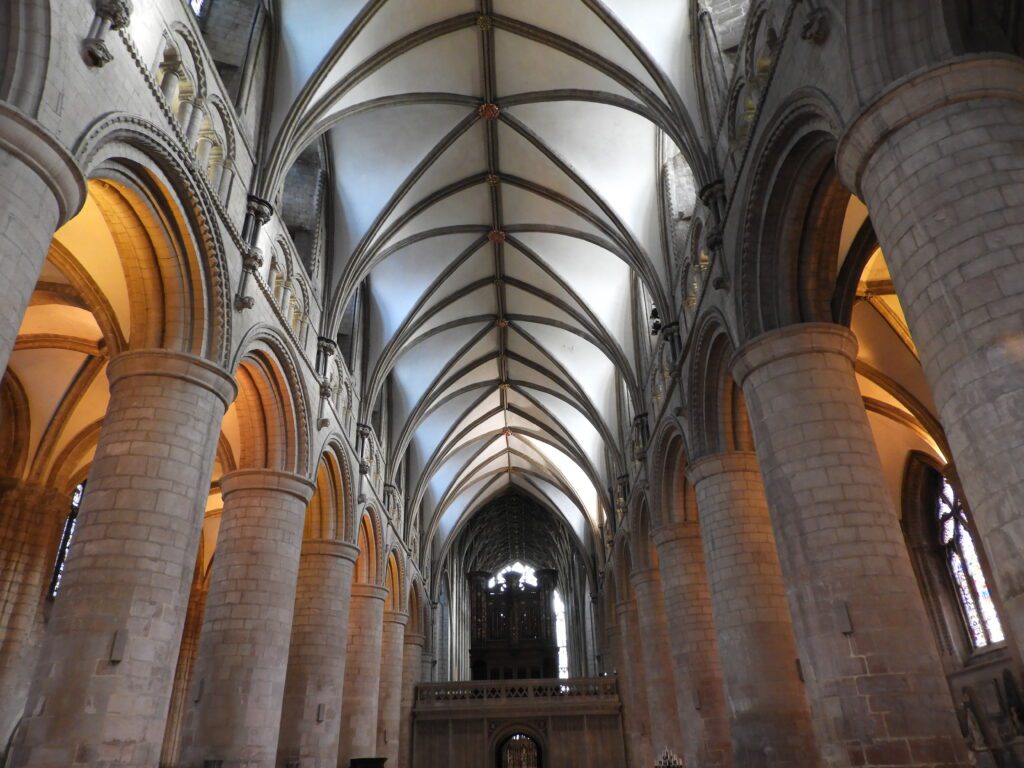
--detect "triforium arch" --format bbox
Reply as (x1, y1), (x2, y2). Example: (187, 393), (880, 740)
(74, 115), (232, 363)
(229, 327), (312, 476)
(627, 494), (657, 573)
(650, 423), (697, 529)
(355, 507), (386, 586)
(383, 545), (407, 613)
(688, 312), (753, 459)
(304, 443), (355, 543)
(408, 577), (429, 638)
(735, 92), (846, 343)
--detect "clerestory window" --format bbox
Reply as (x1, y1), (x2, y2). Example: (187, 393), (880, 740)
(49, 482), (85, 599)
(936, 477), (1004, 649)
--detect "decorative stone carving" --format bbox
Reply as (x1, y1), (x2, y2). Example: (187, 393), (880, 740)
(488, 229), (506, 243)
(478, 103), (501, 121)
(486, 173), (501, 186)
(801, 6), (830, 45)
(233, 245), (263, 311)
(83, 0), (133, 67)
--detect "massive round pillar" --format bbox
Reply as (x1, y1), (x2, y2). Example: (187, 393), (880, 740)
(837, 55), (1024, 666)
(398, 631), (425, 768)
(11, 350), (235, 767)
(338, 583), (387, 766)
(377, 609), (408, 766)
(277, 540), (359, 768)
(653, 521), (733, 768)
(0, 483), (64, 750)
(688, 451), (819, 767)
(0, 104), (85, 378)
(181, 469), (315, 768)
(733, 323), (969, 766)
(630, 567), (683, 757)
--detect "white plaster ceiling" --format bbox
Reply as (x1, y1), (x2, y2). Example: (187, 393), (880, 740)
(264, 0), (703, 559)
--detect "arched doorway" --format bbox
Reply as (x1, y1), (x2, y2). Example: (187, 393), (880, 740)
(497, 732), (542, 768)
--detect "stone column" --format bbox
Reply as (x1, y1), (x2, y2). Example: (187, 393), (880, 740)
(398, 631), (424, 768)
(419, 650), (434, 684)
(180, 468), (315, 768)
(653, 521), (732, 768)
(160, 559), (208, 768)
(0, 103), (85, 377)
(0, 482), (64, 751)
(687, 451), (818, 767)
(276, 540), (359, 768)
(732, 323), (969, 766)
(377, 610), (408, 765)
(11, 350), (235, 768)
(338, 583), (387, 766)
(630, 568), (682, 757)
(837, 56), (1024, 664)
(617, 598), (652, 768)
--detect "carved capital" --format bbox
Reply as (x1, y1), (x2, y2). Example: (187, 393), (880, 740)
(801, 6), (830, 45)
(246, 194), (274, 226)
(242, 245), (263, 272)
(95, 0), (133, 29)
(84, 38), (114, 68)
(233, 295), (255, 311)
(317, 335), (337, 355)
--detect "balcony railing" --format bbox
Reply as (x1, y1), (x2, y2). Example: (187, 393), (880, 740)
(415, 676), (618, 705)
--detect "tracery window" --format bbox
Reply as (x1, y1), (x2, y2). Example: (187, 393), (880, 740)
(49, 482), (85, 599)
(937, 477), (1004, 649)
(553, 590), (569, 679)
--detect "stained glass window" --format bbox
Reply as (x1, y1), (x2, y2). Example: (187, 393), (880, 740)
(937, 478), (1004, 649)
(553, 590), (569, 679)
(49, 482), (85, 599)
(489, 562), (537, 589)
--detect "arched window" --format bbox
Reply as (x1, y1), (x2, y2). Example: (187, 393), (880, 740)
(936, 476), (1004, 649)
(500, 733), (540, 768)
(49, 482), (85, 599)
(189, 0), (207, 16)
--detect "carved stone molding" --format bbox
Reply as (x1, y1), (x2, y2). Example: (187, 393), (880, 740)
(0, 104), (86, 226)
(478, 103), (501, 121)
(83, 0), (133, 68)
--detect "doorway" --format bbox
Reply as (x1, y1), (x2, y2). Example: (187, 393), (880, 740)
(498, 732), (542, 768)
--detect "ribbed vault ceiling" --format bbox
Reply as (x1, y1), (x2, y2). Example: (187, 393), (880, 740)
(452, 493), (576, 575)
(264, 0), (702, 562)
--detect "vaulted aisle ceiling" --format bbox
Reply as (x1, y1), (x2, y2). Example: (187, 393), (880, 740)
(263, 0), (704, 562)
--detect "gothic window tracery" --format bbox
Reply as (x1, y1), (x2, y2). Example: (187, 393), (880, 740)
(936, 477), (1005, 649)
